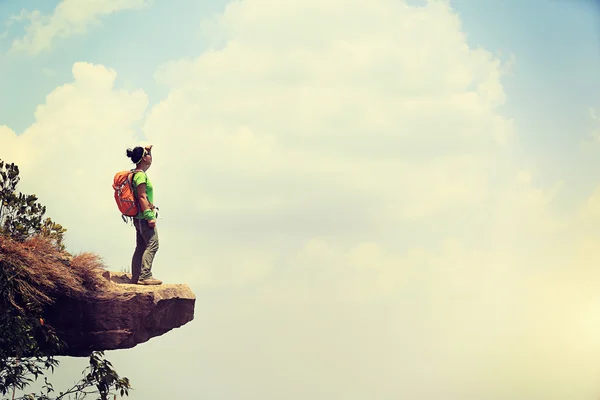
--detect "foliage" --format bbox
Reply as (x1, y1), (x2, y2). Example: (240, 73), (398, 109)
(12, 351), (130, 400)
(0, 159), (131, 399)
(0, 161), (66, 250)
(40, 219), (67, 253)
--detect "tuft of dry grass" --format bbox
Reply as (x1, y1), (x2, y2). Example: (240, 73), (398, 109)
(0, 234), (108, 313)
(70, 251), (110, 293)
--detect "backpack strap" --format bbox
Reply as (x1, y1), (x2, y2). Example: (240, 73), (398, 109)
(121, 169), (143, 224)
(130, 169), (141, 196)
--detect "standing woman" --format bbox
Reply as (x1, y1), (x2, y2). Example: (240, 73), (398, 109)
(126, 144), (162, 285)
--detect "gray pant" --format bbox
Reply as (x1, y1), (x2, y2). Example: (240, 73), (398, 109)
(131, 218), (159, 282)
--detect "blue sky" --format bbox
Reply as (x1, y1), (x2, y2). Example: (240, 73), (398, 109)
(3, 1), (600, 399)
(3, 0), (600, 188)
(3, 0), (599, 137)
(0, 0), (230, 134)
(0, 0), (224, 136)
(455, 1), (600, 147)
(454, 0), (600, 205)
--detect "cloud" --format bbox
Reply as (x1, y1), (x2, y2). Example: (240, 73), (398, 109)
(1, 61), (148, 259)
(4, 0), (600, 399)
(147, 0), (515, 231)
(138, 0), (600, 397)
(8, 0), (149, 56)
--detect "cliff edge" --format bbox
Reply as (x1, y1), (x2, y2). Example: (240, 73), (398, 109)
(0, 235), (195, 358)
(44, 271), (196, 357)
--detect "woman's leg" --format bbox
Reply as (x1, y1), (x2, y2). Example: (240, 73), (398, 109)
(138, 219), (159, 281)
(130, 220), (145, 283)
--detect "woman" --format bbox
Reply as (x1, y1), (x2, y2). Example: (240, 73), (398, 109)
(126, 144), (162, 285)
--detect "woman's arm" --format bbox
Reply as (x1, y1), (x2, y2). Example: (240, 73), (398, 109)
(136, 183), (156, 227)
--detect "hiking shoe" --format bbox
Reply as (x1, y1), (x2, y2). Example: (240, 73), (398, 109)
(137, 278), (162, 285)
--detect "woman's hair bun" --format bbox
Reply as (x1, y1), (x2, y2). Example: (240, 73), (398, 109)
(126, 146), (145, 164)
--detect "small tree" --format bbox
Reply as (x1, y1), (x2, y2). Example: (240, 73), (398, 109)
(0, 159), (131, 399)
(0, 161), (67, 249)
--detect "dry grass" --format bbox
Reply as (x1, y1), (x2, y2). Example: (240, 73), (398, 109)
(0, 234), (108, 313)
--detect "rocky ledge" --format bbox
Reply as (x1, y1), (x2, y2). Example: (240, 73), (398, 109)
(42, 271), (196, 357)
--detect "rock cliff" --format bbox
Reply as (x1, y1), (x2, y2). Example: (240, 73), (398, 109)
(0, 235), (195, 357)
(43, 271), (196, 357)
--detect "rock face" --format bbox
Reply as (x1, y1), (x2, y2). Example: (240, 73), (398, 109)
(43, 271), (196, 357)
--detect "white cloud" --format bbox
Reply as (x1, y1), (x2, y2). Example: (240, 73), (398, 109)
(1, 61), (148, 261)
(5, 0), (600, 399)
(8, 0), (149, 56)
(147, 0), (515, 233)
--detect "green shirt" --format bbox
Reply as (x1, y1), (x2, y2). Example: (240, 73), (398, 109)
(132, 170), (154, 219)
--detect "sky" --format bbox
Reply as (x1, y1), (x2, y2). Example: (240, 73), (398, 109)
(2, 0), (600, 399)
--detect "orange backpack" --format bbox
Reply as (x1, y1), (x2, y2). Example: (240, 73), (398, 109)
(113, 169), (141, 220)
